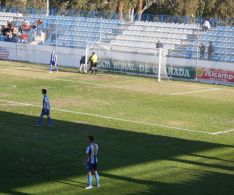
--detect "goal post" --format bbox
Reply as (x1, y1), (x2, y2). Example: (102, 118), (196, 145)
(85, 43), (168, 81)
(158, 47), (168, 81)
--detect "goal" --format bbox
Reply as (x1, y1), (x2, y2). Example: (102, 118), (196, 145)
(85, 43), (168, 81)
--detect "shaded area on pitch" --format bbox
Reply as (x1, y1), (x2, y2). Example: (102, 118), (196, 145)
(103, 170), (234, 195)
(0, 111), (233, 194)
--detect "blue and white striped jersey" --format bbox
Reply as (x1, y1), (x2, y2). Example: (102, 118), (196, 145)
(86, 143), (98, 164)
(43, 95), (50, 110)
(50, 52), (57, 63)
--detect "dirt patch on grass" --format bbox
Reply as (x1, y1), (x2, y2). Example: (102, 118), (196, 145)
(77, 74), (125, 83)
(167, 120), (193, 127)
(0, 93), (10, 98)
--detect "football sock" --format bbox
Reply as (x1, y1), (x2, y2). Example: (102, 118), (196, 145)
(95, 172), (99, 186)
(48, 117), (53, 127)
(88, 175), (92, 186)
(37, 116), (43, 125)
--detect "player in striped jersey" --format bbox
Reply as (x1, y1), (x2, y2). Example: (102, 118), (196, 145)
(84, 136), (100, 189)
(35, 89), (53, 127)
(49, 51), (58, 73)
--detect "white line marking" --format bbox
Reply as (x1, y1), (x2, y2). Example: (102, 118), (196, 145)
(0, 70), (171, 95)
(18, 66), (234, 89)
(0, 69), (224, 96)
(0, 67), (25, 71)
(161, 81), (213, 89)
(0, 99), (213, 135)
(2, 65), (234, 93)
(170, 88), (221, 95)
(211, 129), (234, 135)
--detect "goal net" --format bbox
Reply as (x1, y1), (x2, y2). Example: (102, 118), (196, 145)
(85, 43), (169, 81)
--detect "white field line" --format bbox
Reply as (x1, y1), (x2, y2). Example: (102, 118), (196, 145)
(211, 129), (234, 135)
(0, 99), (214, 135)
(2, 66), (234, 92)
(5, 66), (220, 88)
(161, 80), (213, 89)
(0, 69), (225, 96)
(0, 70), (170, 95)
(170, 88), (222, 95)
(17, 66), (234, 89)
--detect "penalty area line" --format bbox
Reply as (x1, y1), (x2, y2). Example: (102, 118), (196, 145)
(0, 70), (223, 96)
(0, 70), (170, 95)
(0, 99), (214, 135)
(2, 66), (234, 94)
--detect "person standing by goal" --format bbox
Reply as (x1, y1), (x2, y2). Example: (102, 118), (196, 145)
(79, 56), (86, 73)
(49, 51), (58, 73)
(88, 52), (98, 74)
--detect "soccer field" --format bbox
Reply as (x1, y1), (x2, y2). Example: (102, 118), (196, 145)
(0, 60), (234, 195)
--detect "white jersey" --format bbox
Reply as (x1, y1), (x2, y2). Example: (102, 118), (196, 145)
(86, 143), (98, 164)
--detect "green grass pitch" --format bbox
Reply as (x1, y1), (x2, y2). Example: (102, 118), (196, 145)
(0, 60), (233, 195)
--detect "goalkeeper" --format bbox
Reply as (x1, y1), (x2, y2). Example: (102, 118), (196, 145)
(88, 52), (98, 74)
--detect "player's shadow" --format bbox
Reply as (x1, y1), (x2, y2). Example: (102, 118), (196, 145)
(0, 111), (233, 194)
(57, 180), (86, 188)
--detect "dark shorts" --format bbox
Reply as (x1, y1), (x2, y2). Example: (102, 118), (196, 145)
(41, 109), (50, 116)
(91, 62), (97, 67)
(86, 163), (97, 171)
(50, 61), (56, 65)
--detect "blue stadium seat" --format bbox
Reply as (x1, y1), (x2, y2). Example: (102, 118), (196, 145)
(27, 14), (122, 48)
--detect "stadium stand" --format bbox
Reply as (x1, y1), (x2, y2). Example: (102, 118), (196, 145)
(1, 11), (234, 63)
(27, 14), (122, 48)
(0, 12), (22, 42)
(0, 12), (46, 44)
(111, 21), (199, 50)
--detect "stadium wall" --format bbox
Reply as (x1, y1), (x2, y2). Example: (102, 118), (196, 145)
(1, 42), (234, 85)
(0, 42), (84, 67)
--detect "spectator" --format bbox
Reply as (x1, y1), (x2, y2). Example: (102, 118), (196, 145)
(31, 19), (43, 29)
(202, 19), (211, 31)
(208, 41), (214, 61)
(156, 40), (163, 48)
(2, 21), (13, 37)
(24, 19), (30, 26)
(1, 18), (43, 43)
(20, 18), (43, 43)
(199, 43), (205, 60)
(1, 21), (18, 42)
(1, 25), (9, 36)
(21, 19), (31, 31)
